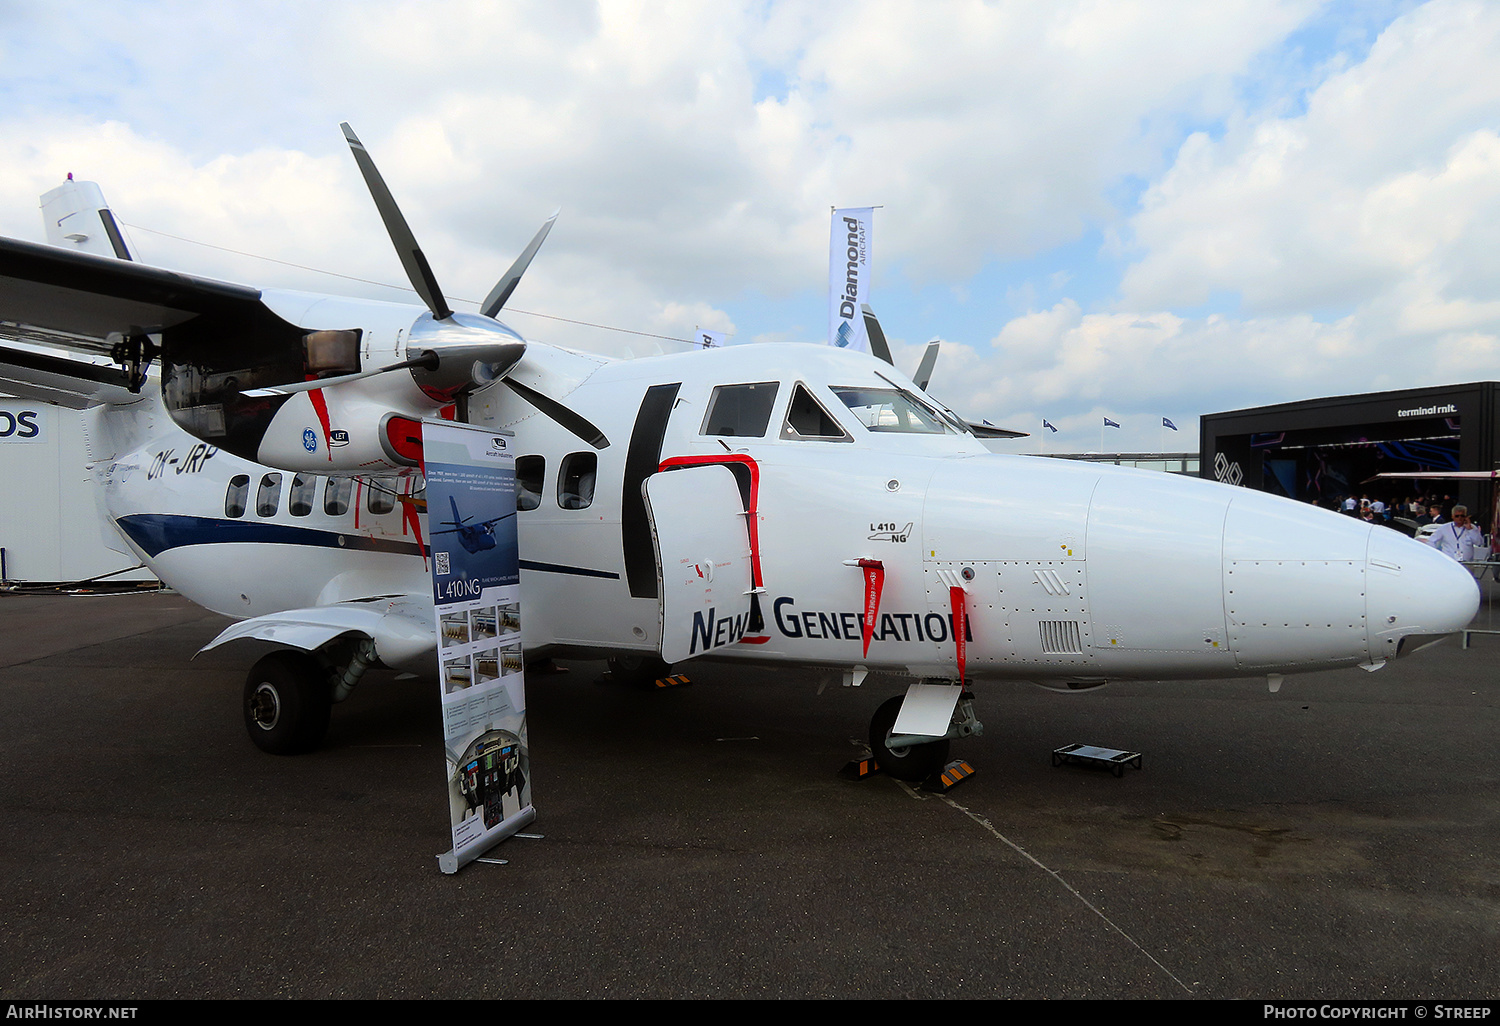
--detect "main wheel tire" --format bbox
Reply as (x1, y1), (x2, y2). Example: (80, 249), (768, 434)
(606, 654), (673, 687)
(869, 695), (951, 782)
(243, 651), (332, 755)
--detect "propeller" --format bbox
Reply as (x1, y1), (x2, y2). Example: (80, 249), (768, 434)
(860, 303), (895, 365)
(482, 211), (558, 318)
(335, 123), (608, 448)
(341, 123), (452, 321)
(242, 352), (440, 397)
(861, 305), (1027, 439)
(912, 340), (939, 392)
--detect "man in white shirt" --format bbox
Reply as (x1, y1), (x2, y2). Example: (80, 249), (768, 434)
(1430, 505), (1487, 563)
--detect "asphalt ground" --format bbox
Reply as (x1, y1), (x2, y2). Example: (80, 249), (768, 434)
(1, 588), (1498, 1001)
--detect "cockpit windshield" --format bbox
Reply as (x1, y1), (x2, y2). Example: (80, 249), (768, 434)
(829, 386), (956, 434)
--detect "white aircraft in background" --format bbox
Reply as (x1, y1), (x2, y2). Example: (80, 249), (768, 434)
(0, 126), (1480, 781)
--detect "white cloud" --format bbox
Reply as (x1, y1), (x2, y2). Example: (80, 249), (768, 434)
(3, 0), (1499, 455)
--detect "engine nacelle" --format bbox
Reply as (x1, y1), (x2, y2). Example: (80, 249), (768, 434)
(255, 389), (424, 473)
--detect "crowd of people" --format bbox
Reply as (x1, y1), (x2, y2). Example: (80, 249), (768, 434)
(1325, 492), (1491, 562)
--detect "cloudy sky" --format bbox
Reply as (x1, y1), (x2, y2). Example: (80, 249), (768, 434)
(3, 0), (1497, 452)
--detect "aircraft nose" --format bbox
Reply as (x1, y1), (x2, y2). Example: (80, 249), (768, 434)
(1366, 528), (1480, 660)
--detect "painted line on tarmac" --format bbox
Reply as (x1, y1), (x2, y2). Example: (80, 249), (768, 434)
(920, 784), (1195, 996)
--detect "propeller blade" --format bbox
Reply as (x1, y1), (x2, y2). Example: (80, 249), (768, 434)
(481, 211), (559, 318)
(240, 352), (439, 396)
(340, 123), (453, 321)
(502, 378), (610, 449)
(860, 303), (895, 365)
(966, 419), (1028, 439)
(913, 340), (940, 391)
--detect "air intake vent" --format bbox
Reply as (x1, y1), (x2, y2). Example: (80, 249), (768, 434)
(1039, 620), (1083, 654)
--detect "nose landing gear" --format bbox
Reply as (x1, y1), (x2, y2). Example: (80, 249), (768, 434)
(867, 685), (982, 783)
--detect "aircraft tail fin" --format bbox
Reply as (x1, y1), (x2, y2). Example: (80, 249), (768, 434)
(41, 178), (133, 261)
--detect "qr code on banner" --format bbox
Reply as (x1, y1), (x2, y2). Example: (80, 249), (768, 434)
(434, 551), (451, 576)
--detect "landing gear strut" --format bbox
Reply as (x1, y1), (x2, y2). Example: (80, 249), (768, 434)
(243, 651), (332, 755)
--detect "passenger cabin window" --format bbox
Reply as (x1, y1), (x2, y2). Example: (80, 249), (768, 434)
(366, 477), (397, 515)
(256, 473), (283, 517)
(701, 381), (779, 437)
(288, 475), (316, 517)
(830, 386), (950, 434)
(225, 475), (250, 518)
(516, 456), (545, 511)
(324, 477), (353, 516)
(558, 452), (597, 510)
(781, 384), (850, 441)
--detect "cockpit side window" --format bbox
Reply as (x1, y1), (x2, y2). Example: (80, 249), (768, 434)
(780, 383), (851, 441)
(700, 382), (779, 437)
(830, 386), (951, 434)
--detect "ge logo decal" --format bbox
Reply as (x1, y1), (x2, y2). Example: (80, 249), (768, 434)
(303, 427), (318, 452)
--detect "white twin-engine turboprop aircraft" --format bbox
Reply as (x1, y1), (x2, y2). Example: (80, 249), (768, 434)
(0, 126), (1480, 779)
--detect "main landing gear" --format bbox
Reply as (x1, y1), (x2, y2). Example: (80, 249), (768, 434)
(244, 651), (332, 755)
(603, 653), (688, 688)
(243, 637), (378, 755)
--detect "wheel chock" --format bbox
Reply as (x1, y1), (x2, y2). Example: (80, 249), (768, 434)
(654, 673), (691, 688)
(839, 756), (883, 780)
(921, 759), (976, 792)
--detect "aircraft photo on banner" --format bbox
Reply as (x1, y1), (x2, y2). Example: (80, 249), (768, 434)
(425, 420), (532, 874)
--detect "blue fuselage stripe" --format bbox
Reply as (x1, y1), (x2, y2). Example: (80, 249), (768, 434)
(116, 514), (622, 580)
(115, 514), (423, 559)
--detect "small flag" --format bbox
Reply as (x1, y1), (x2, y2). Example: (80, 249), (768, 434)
(1162, 417), (1177, 431)
(696, 330), (725, 348)
(1104, 417), (1120, 428)
(1043, 419), (1057, 433)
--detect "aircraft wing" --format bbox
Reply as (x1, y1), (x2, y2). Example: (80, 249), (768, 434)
(0, 234), (266, 405)
(195, 594), (436, 675)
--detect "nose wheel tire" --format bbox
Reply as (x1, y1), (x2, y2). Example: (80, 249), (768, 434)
(606, 654), (674, 687)
(869, 695), (951, 782)
(243, 651), (332, 755)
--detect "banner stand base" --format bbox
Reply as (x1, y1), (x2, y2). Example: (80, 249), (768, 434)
(437, 806), (536, 875)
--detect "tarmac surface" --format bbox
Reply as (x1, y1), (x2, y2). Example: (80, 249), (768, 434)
(1, 587), (1498, 1000)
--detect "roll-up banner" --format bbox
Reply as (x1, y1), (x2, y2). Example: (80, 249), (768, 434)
(425, 419), (534, 874)
(828, 207), (874, 352)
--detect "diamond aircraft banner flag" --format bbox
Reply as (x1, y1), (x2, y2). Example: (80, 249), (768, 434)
(829, 207), (873, 352)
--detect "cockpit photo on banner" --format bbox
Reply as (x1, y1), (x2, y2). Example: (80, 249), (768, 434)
(423, 419), (534, 874)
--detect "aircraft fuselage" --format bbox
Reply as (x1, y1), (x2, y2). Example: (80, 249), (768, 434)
(92, 338), (1481, 685)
